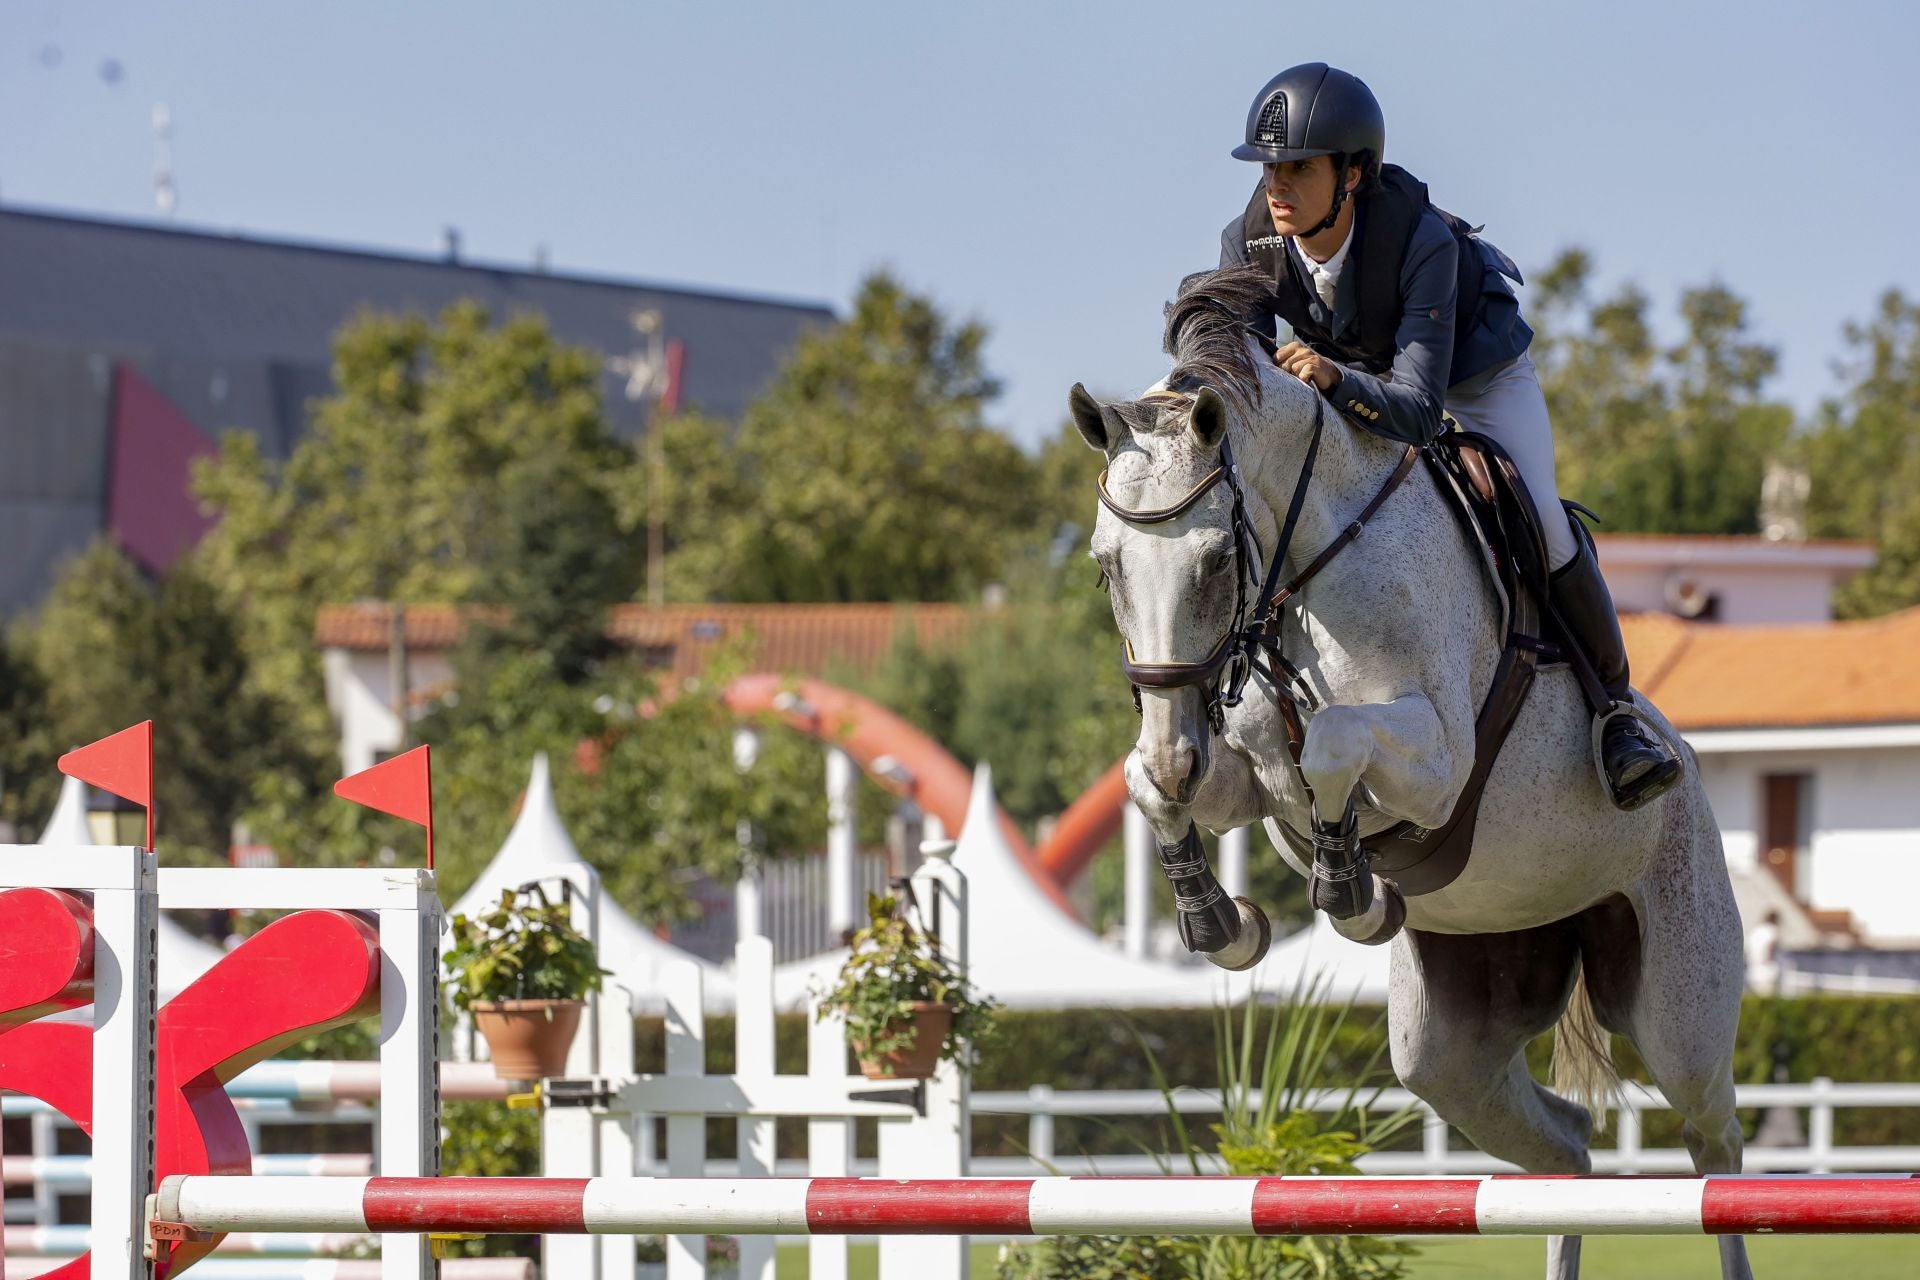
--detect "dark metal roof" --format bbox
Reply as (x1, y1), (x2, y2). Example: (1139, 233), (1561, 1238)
(0, 205), (835, 611)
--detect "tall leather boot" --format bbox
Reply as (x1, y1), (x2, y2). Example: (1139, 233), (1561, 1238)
(1549, 516), (1683, 811)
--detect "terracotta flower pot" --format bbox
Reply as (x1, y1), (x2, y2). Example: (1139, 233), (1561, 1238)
(853, 1001), (953, 1080)
(471, 998), (584, 1080)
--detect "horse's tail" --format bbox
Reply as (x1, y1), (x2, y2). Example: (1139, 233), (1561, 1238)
(1551, 963), (1621, 1133)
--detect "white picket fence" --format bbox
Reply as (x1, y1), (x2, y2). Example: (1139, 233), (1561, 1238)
(539, 854), (970, 1280)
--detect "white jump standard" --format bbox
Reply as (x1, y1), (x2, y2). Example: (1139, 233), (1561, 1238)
(153, 1174), (1920, 1238)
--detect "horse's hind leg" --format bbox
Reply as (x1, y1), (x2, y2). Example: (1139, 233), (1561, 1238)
(1582, 791), (1752, 1280)
(1388, 926), (1592, 1280)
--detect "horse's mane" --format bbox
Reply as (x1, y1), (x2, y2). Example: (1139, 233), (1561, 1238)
(1162, 265), (1270, 413)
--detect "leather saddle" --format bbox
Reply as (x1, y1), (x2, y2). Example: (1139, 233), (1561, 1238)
(1272, 428), (1559, 896)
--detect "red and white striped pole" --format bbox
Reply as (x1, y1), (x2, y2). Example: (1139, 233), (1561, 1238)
(155, 1174), (1920, 1238)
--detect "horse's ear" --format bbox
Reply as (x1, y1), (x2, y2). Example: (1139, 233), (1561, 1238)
(1068, 383), (1109, 452)
(1190, 385), (1228, 452)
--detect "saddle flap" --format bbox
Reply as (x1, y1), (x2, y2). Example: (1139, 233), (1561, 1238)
(1429, 431), (1555, 607)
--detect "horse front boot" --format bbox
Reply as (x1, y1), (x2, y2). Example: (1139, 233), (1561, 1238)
(1160, 824), (1271, 971)
(1550, 515), (1682, 811)
(1310, 805), (1406, 946)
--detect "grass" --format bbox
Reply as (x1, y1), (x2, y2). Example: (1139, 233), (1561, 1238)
(774, 1235), (1920, 1278)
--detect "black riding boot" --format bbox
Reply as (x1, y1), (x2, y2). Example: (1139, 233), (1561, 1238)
(1549, 518), (1683, 811)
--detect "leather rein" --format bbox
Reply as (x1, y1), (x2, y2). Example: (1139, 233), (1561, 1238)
(1098, 387), (1418, 735)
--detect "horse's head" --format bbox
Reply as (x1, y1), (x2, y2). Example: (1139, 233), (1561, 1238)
(1071, 379), (1248, 804)
(1069, 266), (1311, 806)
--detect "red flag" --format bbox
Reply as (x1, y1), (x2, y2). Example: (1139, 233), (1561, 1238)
(58, 721), (154, 849)
(660, 339), (686, 414)
(334, 744), (435, 869)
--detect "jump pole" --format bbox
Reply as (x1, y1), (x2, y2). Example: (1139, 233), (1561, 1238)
(155, 1174), (1920, 1239)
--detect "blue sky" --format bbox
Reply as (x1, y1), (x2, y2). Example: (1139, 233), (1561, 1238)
(4, 1), (1915, 449)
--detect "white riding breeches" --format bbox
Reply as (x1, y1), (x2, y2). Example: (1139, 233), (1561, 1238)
(1443, 351), (1579, 571)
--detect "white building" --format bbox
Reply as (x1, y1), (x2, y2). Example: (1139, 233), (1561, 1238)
(1596, 534), (1873, 624)
(1625, 607), (1920, 946)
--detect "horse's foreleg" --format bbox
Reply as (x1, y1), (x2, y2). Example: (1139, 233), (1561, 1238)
(1123, 751), (1271, 970)
(1299, 694), (1458, 942)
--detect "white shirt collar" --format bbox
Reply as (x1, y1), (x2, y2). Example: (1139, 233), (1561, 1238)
(1290, 225), (1354, 283)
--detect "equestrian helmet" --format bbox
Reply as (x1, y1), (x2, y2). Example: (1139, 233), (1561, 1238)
(1232, 63), (1385, 166)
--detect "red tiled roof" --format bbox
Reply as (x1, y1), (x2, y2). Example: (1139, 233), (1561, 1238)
(1624, 608), (1917, 731)
(315, 602), (975, 680)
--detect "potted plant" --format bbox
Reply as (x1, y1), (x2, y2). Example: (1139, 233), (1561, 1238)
(816, 891), (997, 1080)
(444, 885), (608, 1081)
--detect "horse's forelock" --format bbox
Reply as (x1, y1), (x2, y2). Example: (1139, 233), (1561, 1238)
(1163, 266), (1269, 414)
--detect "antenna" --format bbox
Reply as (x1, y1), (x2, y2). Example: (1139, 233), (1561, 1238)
(151, 103), (175, 217)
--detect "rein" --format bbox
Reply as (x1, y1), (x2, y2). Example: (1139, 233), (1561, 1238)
(1099, 387), (1417, 734)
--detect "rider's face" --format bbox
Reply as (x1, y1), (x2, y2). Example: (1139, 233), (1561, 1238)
(1263, 157), (1345, 236)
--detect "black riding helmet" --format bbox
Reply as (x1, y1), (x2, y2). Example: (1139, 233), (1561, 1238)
(1233, 63), (1385, 234)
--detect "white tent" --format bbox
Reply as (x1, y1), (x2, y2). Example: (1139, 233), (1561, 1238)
(774, 762), (1394, 1010)
(449, 754), (734, 1012)
(38, 774), (228, 1000)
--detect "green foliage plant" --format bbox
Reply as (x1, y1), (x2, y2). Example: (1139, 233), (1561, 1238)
(653, 271), (1040, 603)
(816, 891), (998, 1066)
(997, 969), (1417, 1280)
(443, 884), (608, 1012)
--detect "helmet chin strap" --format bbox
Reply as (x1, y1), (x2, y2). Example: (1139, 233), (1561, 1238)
(1305, 157), (1353, 236)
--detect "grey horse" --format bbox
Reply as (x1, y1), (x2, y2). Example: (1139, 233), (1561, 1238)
(1070, 267), (1750, 1280)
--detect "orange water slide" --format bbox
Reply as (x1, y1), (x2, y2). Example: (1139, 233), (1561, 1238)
(721, 674), (1082, 916)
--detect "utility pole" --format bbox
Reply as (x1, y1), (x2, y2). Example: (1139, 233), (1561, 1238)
(152, 103), (176, 216)
(606, 309), (680, 606)
(387, 602), (409, 752)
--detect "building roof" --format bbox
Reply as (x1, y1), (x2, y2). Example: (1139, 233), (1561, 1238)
(0, 206), (834, 611)
(1594, 533), (1876, 571)
(0, 206), (832, 435)
(321, 601), (1920, 732)
(316, 601), (978, 678)
(1623, 607), (1920, 731)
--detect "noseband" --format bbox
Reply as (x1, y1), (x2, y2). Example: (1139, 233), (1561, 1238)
(1099, 388), (1417, 733)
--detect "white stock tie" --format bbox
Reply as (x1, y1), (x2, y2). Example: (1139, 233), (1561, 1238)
(1313, 268), (1337, 311)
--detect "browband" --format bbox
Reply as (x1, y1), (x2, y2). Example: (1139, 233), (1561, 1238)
(1097, 465), (1227, 525)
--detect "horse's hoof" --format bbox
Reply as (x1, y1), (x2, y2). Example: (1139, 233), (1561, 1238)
(1204, 897), (1271, 971)
(1329, 877), (1405, 946)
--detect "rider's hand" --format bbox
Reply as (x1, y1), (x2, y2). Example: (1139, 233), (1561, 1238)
(1273, 341), (1344, 394)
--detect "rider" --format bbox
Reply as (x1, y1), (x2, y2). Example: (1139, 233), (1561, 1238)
(1217, 62), (1680, 811)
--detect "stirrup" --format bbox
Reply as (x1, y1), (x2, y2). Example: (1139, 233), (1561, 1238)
(1591, 701), (1682, 811)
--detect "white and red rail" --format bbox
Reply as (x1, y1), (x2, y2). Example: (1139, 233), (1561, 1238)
(155, 1173), (1920, 1238)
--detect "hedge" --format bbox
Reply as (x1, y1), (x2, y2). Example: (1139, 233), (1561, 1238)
(634, 994), (1920, 1157)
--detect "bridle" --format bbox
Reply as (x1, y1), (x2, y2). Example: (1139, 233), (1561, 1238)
(1097, 386), (1418, 735)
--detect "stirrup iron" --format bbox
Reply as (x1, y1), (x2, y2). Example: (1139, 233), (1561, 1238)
(1590, 701), (1682, 811)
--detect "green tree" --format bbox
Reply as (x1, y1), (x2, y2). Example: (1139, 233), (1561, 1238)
(414, 640), (826, 921)
(659, 272), (1039, 602)
(1802, 289), (1920, 617)
(196, 300), (643, 708)
(0, 623), (57, 838)
(24, 541), (311, 864)
(185, 300), (844, 918)
(1532, 249), (1789, 534)
(191, 302), (661, 872)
